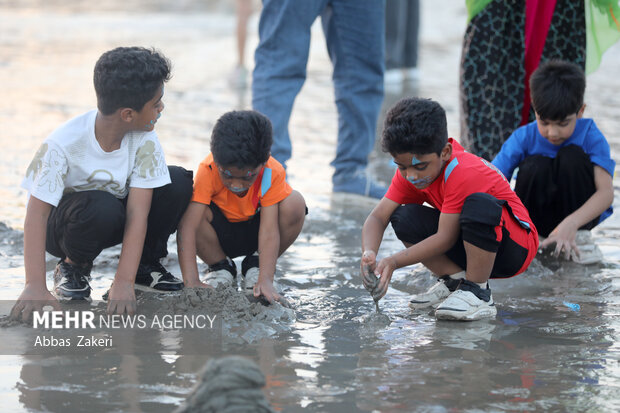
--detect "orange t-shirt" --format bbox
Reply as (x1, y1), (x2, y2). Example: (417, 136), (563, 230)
(191, 154), (292, 222)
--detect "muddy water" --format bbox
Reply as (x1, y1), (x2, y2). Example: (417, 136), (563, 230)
(1, 1), (620, 411)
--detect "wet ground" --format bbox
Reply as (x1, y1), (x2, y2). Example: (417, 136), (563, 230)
(1, 0), (620, 411)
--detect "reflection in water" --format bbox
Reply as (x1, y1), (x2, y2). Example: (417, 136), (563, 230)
(1, 0), (620, 411)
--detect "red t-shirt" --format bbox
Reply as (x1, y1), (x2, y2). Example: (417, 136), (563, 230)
(192, 154), (292, 222)
(385, 139), (536, 234)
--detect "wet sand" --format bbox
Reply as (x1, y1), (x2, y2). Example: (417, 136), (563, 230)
(1, 0), (620, 411)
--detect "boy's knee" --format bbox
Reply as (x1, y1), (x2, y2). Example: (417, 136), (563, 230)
(87, 192), (125, 231)
(460, 193), (503, 252)
(555, 145), (591, 172)
(202, 205), (214, 224)
(517, 155), (551, 180)
(167, 166), (194, 201)
(556, 144), (588, 161)
(51, 191), (123, 244)
(389, 206), (410, 239)
(389, 204), (433, 244)
(279, 190), (306, 227)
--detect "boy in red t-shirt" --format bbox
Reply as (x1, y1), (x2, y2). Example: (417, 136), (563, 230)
(177, 110), (306, 304)
(361, 98), (539, 321)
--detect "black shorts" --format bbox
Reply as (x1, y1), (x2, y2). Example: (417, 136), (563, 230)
(389, 193), (535, 279)
(209, 204), (260, 259)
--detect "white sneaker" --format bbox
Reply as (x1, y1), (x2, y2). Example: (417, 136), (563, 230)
(408, 272), (464, 309)
(204, 269), (235, 288)
(203, 257), (237, 288)
(384, 68), (404, 85)
(243, 266), (259, 293)
(409, 281), (451, 309)
(575, 229), (593, 245)
(571, 230), (603, 265)
(572, 244), (604, 265)
(435, 283), (497, 321)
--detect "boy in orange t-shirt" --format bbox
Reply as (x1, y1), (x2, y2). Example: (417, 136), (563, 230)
(177, 110), (306, 304)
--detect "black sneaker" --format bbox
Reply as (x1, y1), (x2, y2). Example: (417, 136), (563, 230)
(135, 262), (184, 292)
(53, 260), (92, 301)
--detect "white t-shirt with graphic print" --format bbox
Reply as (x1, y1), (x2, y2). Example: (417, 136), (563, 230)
(22, 109), (171, 207)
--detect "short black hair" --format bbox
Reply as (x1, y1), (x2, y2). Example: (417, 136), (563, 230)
(211, 110), (273, 169)
(530, 60), (585, 121)
(94, 47), (171, 115)
(381, 97), (448, 156)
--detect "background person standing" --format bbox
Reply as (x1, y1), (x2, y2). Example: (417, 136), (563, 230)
(252, 0), (387, 199)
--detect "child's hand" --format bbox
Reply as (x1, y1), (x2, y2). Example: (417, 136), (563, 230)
(372, 256), (398, 301)
(540, 221), (578, 260)
(11, 285), (60, 323)
(107, 280), (137, 315)
(253, 278), (280, 304)
(360, 250), (378, 291)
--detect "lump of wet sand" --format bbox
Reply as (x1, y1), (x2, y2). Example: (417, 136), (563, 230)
(2, 286), (295, 339)
(138, 286), (294, 322)
(137, 286), (295, 343)
(174, 356), (274, 413)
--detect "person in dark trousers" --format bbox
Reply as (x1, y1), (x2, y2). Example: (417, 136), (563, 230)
(492, 60), (615, 264)
(177, 110), (306, 304)
(384, 0), (420, 85)
(361, 97), (538, 321)
(12, 47), (192, 319)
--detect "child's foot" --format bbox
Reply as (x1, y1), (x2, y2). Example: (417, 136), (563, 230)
(435, 280), (497, 321)
(53, 260), (92, 301)
(408, 272), (463, 309)
(204, 257), (237, 288)
(241, 252), (259, 294)
(135, 262), (184, 292)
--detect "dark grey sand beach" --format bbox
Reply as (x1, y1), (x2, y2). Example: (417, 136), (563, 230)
(1, 0), (620, 411)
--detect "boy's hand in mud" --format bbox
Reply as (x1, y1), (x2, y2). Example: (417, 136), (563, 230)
(540, 221), (578, 260)
(11, 285), (60, 323)
(372, 256), (398, 301)
(360, 250), (378, 291)
(107, 280), (137, 315)
(253, 278), (280, 305)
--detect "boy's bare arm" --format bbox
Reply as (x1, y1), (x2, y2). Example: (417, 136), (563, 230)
(542, 165), (614, 255)
(12, 197), (59, 321)
(107, 187), (152, 315)
(23, 197), (53, 290)
(567, 166), (614, 228)
(177, 201), (208, 288)
(361, 198), (400, 263)
(255, 203), (280, 302)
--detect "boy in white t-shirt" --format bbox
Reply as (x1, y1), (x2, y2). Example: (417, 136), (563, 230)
(12, 47), (193, 318)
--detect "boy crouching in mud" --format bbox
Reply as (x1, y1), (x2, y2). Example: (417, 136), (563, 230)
(360, 98), (539, 321)
(12, 47), (192, 320)
(177, 110), (306, 304)
(492, 60), (615, 264)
